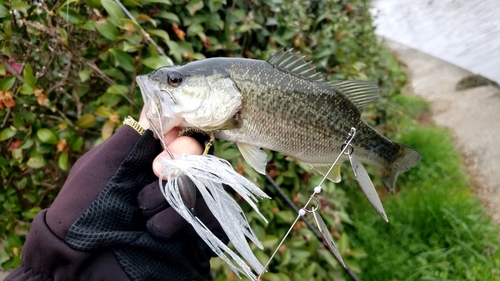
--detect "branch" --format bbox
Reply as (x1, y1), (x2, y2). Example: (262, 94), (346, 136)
(113, 0), (173, 65)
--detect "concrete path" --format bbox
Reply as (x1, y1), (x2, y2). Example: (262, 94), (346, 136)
(385, 39), (500, 223)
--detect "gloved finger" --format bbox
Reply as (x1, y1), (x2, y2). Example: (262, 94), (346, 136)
(152, 136), (203, 178)
(137, 181), (169, 218)
(146, 197), (222, 240)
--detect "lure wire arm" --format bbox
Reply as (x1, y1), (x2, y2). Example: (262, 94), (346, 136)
(147, 97), (176, 160)
(258, 127), (362, 281)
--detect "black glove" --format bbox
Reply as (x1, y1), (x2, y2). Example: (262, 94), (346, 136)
(6, 126), (227, 281)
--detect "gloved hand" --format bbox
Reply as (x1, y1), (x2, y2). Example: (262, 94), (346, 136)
(6, 116), (227, 281)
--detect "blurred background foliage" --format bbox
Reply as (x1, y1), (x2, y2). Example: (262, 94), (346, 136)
(1, 0), (498, 280)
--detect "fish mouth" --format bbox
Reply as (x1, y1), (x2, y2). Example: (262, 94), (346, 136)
(136, 75), (177, 136)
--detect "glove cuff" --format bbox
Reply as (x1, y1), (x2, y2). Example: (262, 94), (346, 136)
(123, 116), (145, 136)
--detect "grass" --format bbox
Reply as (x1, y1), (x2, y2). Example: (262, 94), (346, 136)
(343, 95), (500, 280)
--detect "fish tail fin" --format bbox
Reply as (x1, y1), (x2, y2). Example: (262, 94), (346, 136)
(381, 143), (421, 194)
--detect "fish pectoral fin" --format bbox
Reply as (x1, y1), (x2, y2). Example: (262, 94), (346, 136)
(237, 143), (268, 175)
(308, 163), (343, 183)
(327, 80), (380, 112)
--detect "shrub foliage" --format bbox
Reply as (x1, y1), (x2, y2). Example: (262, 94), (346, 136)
(0, 0), (407, 278)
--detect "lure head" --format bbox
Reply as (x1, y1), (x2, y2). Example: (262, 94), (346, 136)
(136, 60), (242, 136)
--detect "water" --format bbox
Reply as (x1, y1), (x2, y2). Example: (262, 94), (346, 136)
(371, 0), (500, 83)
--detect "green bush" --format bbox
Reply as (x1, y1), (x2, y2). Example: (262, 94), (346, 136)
(0, 0), (408, 278)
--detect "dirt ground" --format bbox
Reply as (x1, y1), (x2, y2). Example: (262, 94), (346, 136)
(385, 39), (500, 224)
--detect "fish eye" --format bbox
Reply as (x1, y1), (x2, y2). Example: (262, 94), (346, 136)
(167, 72), (183, 87)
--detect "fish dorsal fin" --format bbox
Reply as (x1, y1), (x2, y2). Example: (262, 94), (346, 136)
(328, 80), (380, 112)
(237, 143), (268, 175)
(267, 49), (324, 82)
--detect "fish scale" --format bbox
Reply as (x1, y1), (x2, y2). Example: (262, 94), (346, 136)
(137, 49), (421, 193)
(217, 61), (387, 165)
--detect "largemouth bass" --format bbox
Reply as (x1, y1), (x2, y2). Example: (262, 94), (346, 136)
(137, 49), (421, 193)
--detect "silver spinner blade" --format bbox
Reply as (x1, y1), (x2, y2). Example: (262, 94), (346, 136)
(349, 154), (388, 222)
(312, 211), (346, 268)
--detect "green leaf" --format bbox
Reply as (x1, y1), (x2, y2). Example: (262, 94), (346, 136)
(260, 235), (279, 249)
(275, 210), (295, 223)
(20, 83), (34, 95)
(23, 193), (37, 204)
(0, 127), (16, 141)
(76, 114), (96, 128)
(153, 12), (180, 23)
(101, 93), (122, 107)
(27, 154), (46, 169)
(21, 206), (41, 220)
(23, 63), (35, 88)
(0, 76), (15, 91)
(260, 273), (282, 281)
(140, 0), (171, 4)
(339, 232), (349, 254)
(346, 248), (367, 259)
(70, 136), (84, 151)
(265, 17), (278, 26)
(141, 56), (173, 69)
(109, 48), (135, 72)
(81, 19), (96, 31)
(187, 23), (204, 36)
(11, 148), (22, 160)
(102, 0), (125, 26)
(6, 234), (22, 248)
(122, 0), (141, 7)
(13, 114), (24, 128)
(0, 4), (8, 18)
(20, 139), (34, 149)
(58, 151), (69, 171)
(95, 20), (119, 41)
(58, 27), (69, 45)
(146, 28), (170, 44)
(106, 84), (129, 95)
(37, 128), (58, 145)
(185, 0), (204, 16)
(78, 69), (92, 82)
(59, 8), (82, 24)
(102, 68), (126, 81)
(190, 53), (206, 60)
(11, 1), (28, 15)
(237, 22), (262, 33)
(135, 14), (156, 27)
(57, 0), (79, 12)
(85, 0), (102, 8)
(95, 105), (112, 118)
(17, 177), (27, 189)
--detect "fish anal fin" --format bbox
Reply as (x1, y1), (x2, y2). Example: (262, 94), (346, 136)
(237, 143), (267, 175)
(328, 80), (380, 112)
(267, 49), (325, 82)
(308, 163), (343, 183)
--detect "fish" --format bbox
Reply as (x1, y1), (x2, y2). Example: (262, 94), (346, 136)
(136, 49), (421, 193)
